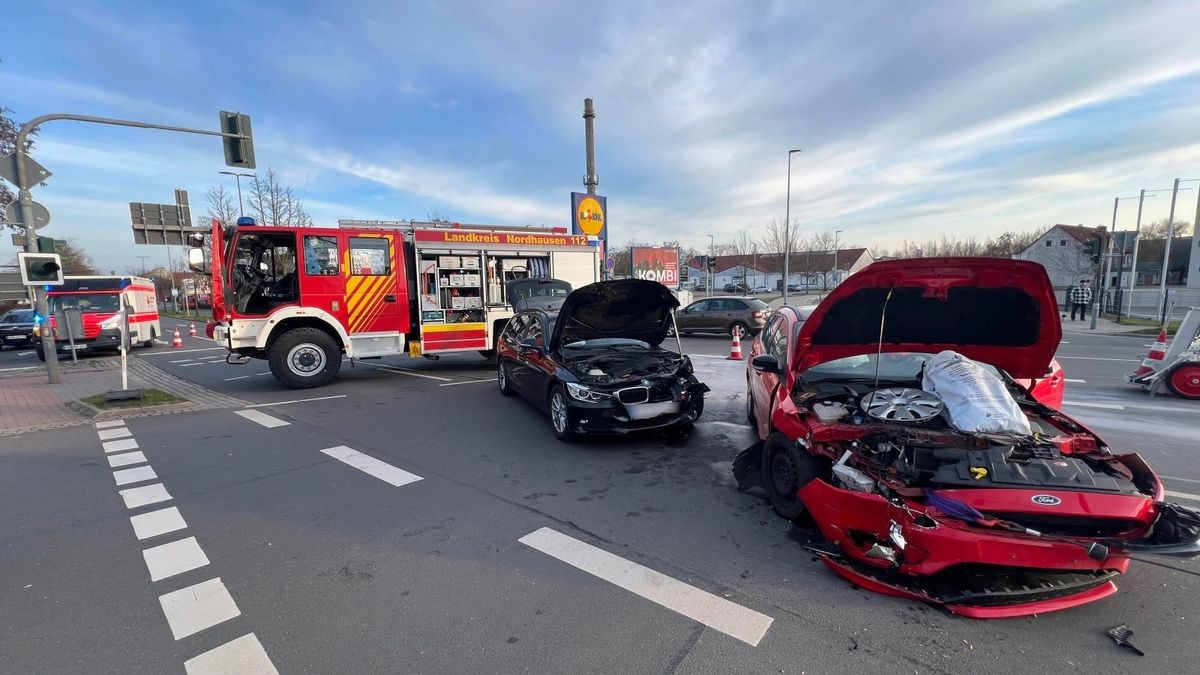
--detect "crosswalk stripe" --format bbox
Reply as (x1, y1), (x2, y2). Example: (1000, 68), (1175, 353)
(98, 427), (133, 440)
(114, 465), (158, 486)
(519, 527), (774, 646)
(184, 633), (278, 675)
(103, 438), (139, 454)
(119, 483), (172, 509)
(158, 578), (241, 640)
(143, 536), (210, 582)
(95, 419), (126, 429)
(319, 445), (423, 487)
(108, 451), (148, 468)
(234, 410), (290, 428)
(130, 506), (188, 541)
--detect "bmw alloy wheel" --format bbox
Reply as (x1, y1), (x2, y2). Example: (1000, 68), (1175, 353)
(550, 391), (569, 434)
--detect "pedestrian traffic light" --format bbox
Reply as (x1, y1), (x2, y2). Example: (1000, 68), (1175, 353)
(219, 111), (256, 169)
(17, 252), (64, 286)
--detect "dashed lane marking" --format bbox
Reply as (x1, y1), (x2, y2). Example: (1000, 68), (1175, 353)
(367, 364), (453, 381)
(179, 362), (209, 367)
(114, 465), (159, 486)
(141, 347), (226, 356)
(519, 527), (774, 646)
(184, 633), (278, 675)
(103, 438), (139, 453)
(130, 506), (188, 541)
(1064, 378), (1087, 384)
(234, 410), (290, 428)
(143, 536), (211, 582)
(1166, 490), (1200, 503)
(95, 419), (126, 429)
(1062, 400), (1125, 410)
(1163, 475), (1200, 485)
(171, 359), (195, 364)
(120, 483), (172, 509)
(319, 445), (423, 487)
(1056, 356), (1140, 363)
(439, 378), (497, 387)
(158, 578), (241, 640)
(108, 451), (148, 468)
(243, 394), (347, 408)
(699, 420), (754, 430)
(0, 365), (38, 373)
(1064, 399), (1200, 414)
(224, 375), (251, 381)
(98, 427), (133, 440)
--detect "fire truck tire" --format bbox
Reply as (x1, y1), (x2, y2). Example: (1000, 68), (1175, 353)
(269, 327), (341, 389)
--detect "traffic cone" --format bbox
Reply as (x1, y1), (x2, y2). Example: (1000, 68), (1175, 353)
(727, 328), (744, 361)
(188, 322), (197, 337)
(172, 327), (184, 348)
(1130, 329), (1168, 379)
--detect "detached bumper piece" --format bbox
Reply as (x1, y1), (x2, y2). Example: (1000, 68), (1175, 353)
(818, 554), (1120, 618)
(1116, 502), (1200, 557)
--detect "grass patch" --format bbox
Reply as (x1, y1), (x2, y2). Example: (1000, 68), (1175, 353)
(83, 388), (186, 410)
(1099, 314), (1181, 335)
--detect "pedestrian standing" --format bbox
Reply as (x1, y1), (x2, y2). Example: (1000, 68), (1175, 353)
(1069, 279), (1092, 321)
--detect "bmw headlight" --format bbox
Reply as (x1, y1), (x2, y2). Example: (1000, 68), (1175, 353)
(566, 382), (611, 402)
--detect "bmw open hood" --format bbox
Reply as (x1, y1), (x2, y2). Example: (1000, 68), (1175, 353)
(793, 258), (1061, 379)
(549, 279), (679, 350)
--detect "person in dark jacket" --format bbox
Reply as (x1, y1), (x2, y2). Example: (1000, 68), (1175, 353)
(1069, 279), (1092, 321)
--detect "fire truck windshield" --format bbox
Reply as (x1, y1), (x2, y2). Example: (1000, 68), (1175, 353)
(231, 231), (298, 314)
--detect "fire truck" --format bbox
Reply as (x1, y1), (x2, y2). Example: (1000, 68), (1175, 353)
(189, 218), (599, 388)
(36, 276), (161, 360)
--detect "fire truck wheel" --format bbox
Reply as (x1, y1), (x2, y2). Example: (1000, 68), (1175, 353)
(269, 327), (341, 389)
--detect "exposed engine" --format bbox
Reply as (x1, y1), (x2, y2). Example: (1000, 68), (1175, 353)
(566, 348), (688, 385)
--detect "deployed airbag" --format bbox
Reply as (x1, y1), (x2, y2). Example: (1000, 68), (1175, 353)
(922, 350), (1032, 435)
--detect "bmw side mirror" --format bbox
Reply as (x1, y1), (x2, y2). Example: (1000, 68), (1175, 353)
(751, 354), (781, 375)
(518, 337), (541, 353)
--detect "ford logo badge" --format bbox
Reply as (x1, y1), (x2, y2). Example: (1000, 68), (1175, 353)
(1032, 494), (1062, 506)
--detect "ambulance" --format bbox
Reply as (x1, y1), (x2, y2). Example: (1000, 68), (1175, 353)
(37, 276), (161, 360)
(189, 218), (600, 388)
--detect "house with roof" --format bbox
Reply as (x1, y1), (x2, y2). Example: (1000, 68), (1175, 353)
(1013, 224), (1103, 289)
(701, 248), (873, 291)
(1015, 223), (1192, 290)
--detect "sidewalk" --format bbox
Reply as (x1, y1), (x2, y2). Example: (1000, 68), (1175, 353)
(0, 357), (247, 437)
(1059, 315), (1152, 336)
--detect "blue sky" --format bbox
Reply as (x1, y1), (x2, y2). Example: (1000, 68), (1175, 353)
(4, 0), (1200, 272)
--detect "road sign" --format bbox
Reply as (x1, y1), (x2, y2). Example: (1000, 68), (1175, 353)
(605, 256), (616, 271)
(0, 152), (52, 190)
(130, 201), (205, 245)
(0, 271), (32, 302)
(4, 200), (51, 230)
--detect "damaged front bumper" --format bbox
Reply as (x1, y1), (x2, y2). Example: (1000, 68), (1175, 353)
(567, 382), (710, 435)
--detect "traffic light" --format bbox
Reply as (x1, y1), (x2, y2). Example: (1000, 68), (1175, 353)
(219, 111), (256, 169)
(707, 256), (715, 273)
(36, 236), (56, 253)
(1089, 238), (1102, 263)
(17, 252), (65, 286)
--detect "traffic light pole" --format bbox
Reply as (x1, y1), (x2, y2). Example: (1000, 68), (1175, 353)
(10, 112), (253, 384)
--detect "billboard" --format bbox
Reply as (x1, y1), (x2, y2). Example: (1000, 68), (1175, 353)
(631, 247), (680, 287)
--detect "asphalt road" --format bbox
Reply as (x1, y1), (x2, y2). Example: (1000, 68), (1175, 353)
(3, 316), (1198, 673)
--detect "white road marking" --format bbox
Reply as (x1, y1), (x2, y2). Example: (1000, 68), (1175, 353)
(94, 419), (126, 429)
(103, 438), (139, 453)
(130, 506), (188, 540)
(1062, 400), (1125, 410)
(154, 339), (169, 346)
(0, 365), (37, 373)
(224, 375), (252, 381)
(141, 347), (226, 356)
(256, 372), (271, 376)
(700, 421), (754, 430)
(15, 350), (34, 357)
(1056, 356), (1140, 363)
(143, 536), (210, 582)
(158, 578), (241, 640)
(170, 359), (195, 364)
(179, 362), (209, 367)
(369, 364), (452, 381)
(1163, 475), (1200, 485)
(1064, 378), (1087, 384)
(120, 483), (172, 509)
(184, 633), (278, 675)
(439, 378), (497, 387)
(1166, 490), (1200, 503)
(114, 465), (159, 486)
(688, 354), (732, 360)
(1060, 341), (1070, 344)
(319, 445), (423, 487)
(107, 451), (148, 468)
(234, 409), (290, 428)
(519, 527), (774, 646)
(243, 394), (347, 408)
(98, 427), (133, 440)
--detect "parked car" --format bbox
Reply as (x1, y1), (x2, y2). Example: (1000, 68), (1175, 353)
(669, 296), (769, 337)
(751, 285), (770, 294)
(496, 279), (709, 441)
(0, 308), (37, 349)
(723, 282), (750, 293)
(737, 257), (1200, 618)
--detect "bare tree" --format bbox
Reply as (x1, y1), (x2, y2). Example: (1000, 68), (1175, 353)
(1140, 218), (1193, 239)
(205, 185), (240, 226)
(760, 219), (803, 257)
(247, 168), (314, 227)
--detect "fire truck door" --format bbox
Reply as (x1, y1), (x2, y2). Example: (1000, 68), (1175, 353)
(346, 234), (402, 335)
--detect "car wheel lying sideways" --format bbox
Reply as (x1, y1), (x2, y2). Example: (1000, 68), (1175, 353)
(735, 257), (1200, 618)
(496, 279), (710, 442)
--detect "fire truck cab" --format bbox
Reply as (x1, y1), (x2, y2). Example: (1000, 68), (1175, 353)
(193, 218), (599, 389)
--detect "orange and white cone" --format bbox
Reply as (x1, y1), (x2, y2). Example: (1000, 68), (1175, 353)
(728, 328), (744, 361)
(188, 322), (197, 337)
(172, 327), (184, 348)
(1130, 329), (1168, 379)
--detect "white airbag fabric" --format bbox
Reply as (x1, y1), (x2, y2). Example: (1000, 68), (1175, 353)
(922, 350), (1032, 435)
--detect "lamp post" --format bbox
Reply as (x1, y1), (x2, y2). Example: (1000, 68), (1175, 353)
(833, 229), (843, 289)
(707, 234), (715, 298)
(783, 149), (802, 303)
(218, 170), (256, 218)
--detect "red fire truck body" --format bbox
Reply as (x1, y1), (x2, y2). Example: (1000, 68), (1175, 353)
(197, 219), (599, 388)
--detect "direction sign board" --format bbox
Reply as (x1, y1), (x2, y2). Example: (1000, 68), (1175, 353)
(0, 271), (32, 302)
(0, 152), (52, 190)
(130, 201), (205, 245)
(4, 200), (51, 230)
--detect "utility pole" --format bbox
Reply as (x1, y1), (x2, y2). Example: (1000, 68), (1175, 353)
(15, 161), (61, 383)
(219, 170), (254, 218)
(783, 149), (801, 304)
(1125, 190), (1146, 320)
(583, 99), (603, 280)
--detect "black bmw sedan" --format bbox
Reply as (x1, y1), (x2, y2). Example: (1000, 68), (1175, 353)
(496, 279), (709, 441)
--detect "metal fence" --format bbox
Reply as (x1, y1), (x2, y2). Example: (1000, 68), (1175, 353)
(1089, 287), (1200, 323)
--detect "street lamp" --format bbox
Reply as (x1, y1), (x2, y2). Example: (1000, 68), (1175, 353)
(783, 149), (802, 303)
(218, 170), (256, 218)
(707, 233), (715, 298)
(833, 229), (843, 288)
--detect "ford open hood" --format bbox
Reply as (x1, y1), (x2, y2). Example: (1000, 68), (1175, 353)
(793, 258), (1061, 379)
(549, 279), (679, 350)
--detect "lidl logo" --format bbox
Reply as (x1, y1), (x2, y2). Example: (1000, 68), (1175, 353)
(574, 194), (606, 237)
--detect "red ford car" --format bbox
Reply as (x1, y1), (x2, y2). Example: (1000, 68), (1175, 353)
(738, 257), (1200, 618)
